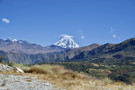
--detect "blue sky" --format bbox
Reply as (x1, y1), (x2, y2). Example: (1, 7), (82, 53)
(0, 0), (135, 46)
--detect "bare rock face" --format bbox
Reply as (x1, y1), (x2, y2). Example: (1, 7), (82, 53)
(0, 64), (13, 72)
(0, 64), (24, 73)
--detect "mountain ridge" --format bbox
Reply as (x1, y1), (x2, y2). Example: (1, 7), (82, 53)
(0, 43), (100, 64)
(70, 37), (135, 65)
(0, 38), (67, 54)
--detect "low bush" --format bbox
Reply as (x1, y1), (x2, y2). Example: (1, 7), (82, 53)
(24, 65), (53, 74)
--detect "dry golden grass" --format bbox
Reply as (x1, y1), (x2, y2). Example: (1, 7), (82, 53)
(0, 64), (135, 90)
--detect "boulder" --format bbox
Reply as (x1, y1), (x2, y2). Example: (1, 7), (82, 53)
(15, 67), (24, 73)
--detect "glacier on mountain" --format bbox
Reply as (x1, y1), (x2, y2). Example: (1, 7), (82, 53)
(54, 34), (79, 48)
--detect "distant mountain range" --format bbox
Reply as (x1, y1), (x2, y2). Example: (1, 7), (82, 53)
(0, 43), (100, 64)
(0, 35), (79, 54)
(0, 37), (135, 65)
(0, 36), (75, 54)
(0, 36), (80, 64)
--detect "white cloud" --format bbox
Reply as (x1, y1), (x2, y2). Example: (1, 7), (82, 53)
(2, 18), (10, 23)
(61, 34), (73, 38)
(112, 34), (116, 38)
(81, 36), (85, 39)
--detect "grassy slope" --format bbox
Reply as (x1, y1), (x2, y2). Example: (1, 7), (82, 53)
(21, 64), (135, 90)
(54, 61), (135, 84)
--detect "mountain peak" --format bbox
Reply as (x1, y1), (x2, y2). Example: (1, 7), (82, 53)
(54, 35), (79, 48)
(6, 37), (18, 42)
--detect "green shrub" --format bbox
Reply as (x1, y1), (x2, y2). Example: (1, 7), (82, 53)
(109, 73), (133, 84)
(0, 56), (7, 65)
(8, 61), (16, 67)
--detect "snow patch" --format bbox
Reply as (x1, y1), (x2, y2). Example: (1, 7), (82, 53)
(12, 39), (18, 42)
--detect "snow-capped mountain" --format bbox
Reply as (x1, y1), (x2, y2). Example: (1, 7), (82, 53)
(54, 35), (79, 48)
(7, 37), (17, 42)
(6, 37), (31, 45)
(7, 37), (25, 43)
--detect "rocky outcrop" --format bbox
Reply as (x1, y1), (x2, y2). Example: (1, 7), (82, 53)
(0, 64), (13, 72)
(0, 64), (24, 73)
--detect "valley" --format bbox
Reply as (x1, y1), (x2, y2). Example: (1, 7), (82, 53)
(0, 37), (135, 86)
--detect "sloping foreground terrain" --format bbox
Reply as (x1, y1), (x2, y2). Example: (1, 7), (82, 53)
(0, 64), (135, 90)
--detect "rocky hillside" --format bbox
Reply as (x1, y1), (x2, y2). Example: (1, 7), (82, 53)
(71, 37), (135, 65)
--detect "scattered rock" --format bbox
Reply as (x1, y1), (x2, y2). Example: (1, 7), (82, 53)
(0, 74), (55, 90)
